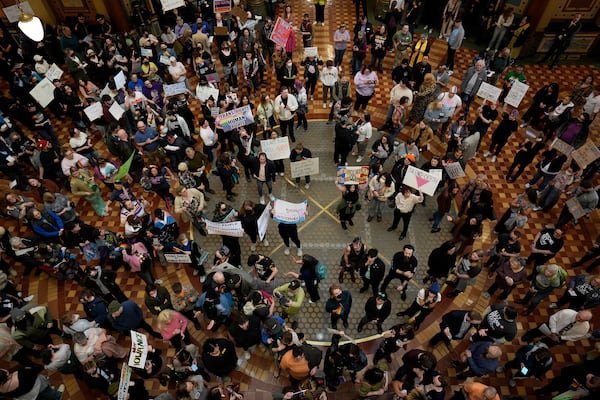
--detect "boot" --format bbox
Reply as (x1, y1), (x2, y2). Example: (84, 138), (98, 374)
(341, 220), (347, 230)
(338, 270), (344, 283)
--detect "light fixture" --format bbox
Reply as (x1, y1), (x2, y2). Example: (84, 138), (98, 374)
(16, 1), (44, 42)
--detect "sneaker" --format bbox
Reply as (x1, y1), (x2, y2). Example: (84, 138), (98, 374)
(351, 151), (358, 156)
(154, 279), (163, 285)
(263, 239), (269, 247)
(525, 183), (531, 188)
(23, 295), (34, 302)
(297, 247), (303, 256)
(323, 103), (327, 108)
(237, 357), (246, 368)
(356, 156), (363, 163)
(484, 151), (491, 157)
(308, 299), (315, 304)
(284, 247), (290, 255)
(250, 244), (257, 251)
(482, 292), (491, 299)
(448, 70), (453, 76)
(329, 101), (333, 107)
(321, 22), (324, 26)
(310, 95), (314, 101)
(200, 275), (206, 283)
(313, 21), (317, 25)
(269, 194), (275, 201)
(243, 350), (251, 360)
(8, 267), (17, 277)
(533, 206), (542, 211)
(193, 269), (199, 276)
(57, 384), (65, 398)
(520, 122), (528, 128)
(304, 183), (310, 189)
(548, 302), (558, 309)
(279, 172), (284, 176)
(491, 155), (497, 162)
(259, 196), (265, 205)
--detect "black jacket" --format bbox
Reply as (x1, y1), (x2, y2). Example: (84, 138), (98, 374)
(440, 310), (478, 339)
(364, 296), (392, 321)
(360, 257), (386, 282)
(249, 156), (277, 183)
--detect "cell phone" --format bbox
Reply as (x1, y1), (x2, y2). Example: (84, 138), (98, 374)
(521, 366), (528, 375)
(191, 364), (198, 372)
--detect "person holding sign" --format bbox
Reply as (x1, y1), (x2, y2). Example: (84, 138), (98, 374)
(556, 180), (598, 228)
(274, 86), (299, 143)
(290, 143), (312, 189)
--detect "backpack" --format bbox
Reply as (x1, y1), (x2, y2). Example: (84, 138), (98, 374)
(316, 262), (328, 280)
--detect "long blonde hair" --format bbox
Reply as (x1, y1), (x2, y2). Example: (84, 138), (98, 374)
(157, 309), (176, 330)
(423, 73), (435, 86)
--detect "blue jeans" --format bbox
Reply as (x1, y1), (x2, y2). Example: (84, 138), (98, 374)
(368, 199), (386, 218)
(528, 168), (555, 192)
(334, 49), (346, 67)
(256, 179), (273, 197)
(431, 210), (444, 229)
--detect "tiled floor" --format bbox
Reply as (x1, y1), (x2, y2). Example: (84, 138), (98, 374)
(2, 1), (600, 399)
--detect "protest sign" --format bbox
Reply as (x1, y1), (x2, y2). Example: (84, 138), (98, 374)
(2, 1), (33, 23)
(550, 138), (573, 155)
(204, 220), (245, 237)
(444, 162), (465, 179)
(45, 64), (63, 82)
(164, 81), (188, 97)
(109, 102), (125, 120)
(429, 168), (443, 181)
(261, 137), (291, 160)
(213, 0), (231, 13)
(205, 72), (221, 83)
(100, 84), (112, 99)
(128, 331), (148, 368)
(117, 364), (132, 400)
(210, 107), (220, 117)
(113, 70), (126, 89)
(160, 0), (184, 12)
(83, 102), (103, 121)
(258, 202), (272, 241)
(476, 82), (502, 103)
(336, 166), (370, 185)
(159, 55), (170, 65)
(566, 197), (586, 219)
(231, 6), (247, 23)
(196, 85), (219, 103)
(291, 158), (319, 178)
(571, 141), (600, 168)
(140, 48), (153, 57)
(505, 80), (529, 108)
(164, 253), (192, 263)
(273, 199), (308, 224)
(525, 127), (542, 141)
(29, 78), (55, 108)
(402, 165), (441, 196)
(216, 105), (255, 132)
(270, 17), (292, 48)
(214, 26), (229, 36)
(304, 47), (318, 58)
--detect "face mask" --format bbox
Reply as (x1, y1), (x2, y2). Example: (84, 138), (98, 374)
(162, 127), (169, 134)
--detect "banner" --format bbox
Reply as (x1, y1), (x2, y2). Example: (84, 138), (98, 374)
(571, 141), (600, 168)
(204, 220), (245, 237)
(270, 17), (293, 48)
(444, 162), (465, 179)
(161, 0), (185, 12)
(117, 364), (132, 400)
(273, 199), (308, 224)
(550, 138), (573, 155)
(164, 253), (192, 263)
(291, 157), (319, 178)
(476, 82), (502, 103)
(164, 82), (188, 97)
(109, 102), (125, 120)
(402, 165), (441, 196)
(215, 105), (255, 132)
(504, 80), (529, 108)
(213, 0), (231, 13)
(29, 78), (55, 108)
(83, 102), (103, 121)
(128, 330), (148, 368)
(44, 64), (63, 82)
(260, 136), (291, 160)
(304, 47), (318, 58)
(258, 202), (272, 241)
(336, 165), (370, 185)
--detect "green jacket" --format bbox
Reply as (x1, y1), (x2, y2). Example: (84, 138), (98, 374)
(13, 306), (53, 349)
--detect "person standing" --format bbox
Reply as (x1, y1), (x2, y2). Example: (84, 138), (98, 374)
(526, 226), (564, 267)
(288, 254), (320, 302)
(290, 143), (312, 189)
(460, 60), (487, 115)
(354, 112), (372, 163)
(572, 234), (600, 272)
(107, 300), (162, 338)
(541, 13), (582, 70)
(334, 117), (356, 165)
(325, 284), (352, 329)
(358, 292), (391, 334)
(250, 152), (277, 205)
(359, 248), (386, 296)
(392, 24), (412, 69)
(274, 86), (299, 142)
(353, 66), (378, 113)
(446, 19), (464, 72)
(333, 24), (351, 69)
(484, 109), (519, 163)
(314, 0), (326, 26)
(387, 187), (423, 240)
(487, 8), (514, 52)
(339, 236), (366, 283)
(381, 244), (418, 299)
(134, 120), (163, 165)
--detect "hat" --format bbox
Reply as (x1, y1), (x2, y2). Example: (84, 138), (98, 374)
(33, 54), (43, 62)
(10, 307), (27, 323)
(218, 246), (230, 257)
(289, 279), (301, 290)
(405, 153), (416, 163)
(86, 49), (94, 56)
(510, 109), (519, 118)
(107, 300), (121, 313)
(265, 317), (283, 334)
(429, 282), (441, 294)
(36, 139), (49, 150)
(226, 274), (241, 289)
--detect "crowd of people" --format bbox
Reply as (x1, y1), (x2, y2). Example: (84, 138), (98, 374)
(0, 0), (598, 399)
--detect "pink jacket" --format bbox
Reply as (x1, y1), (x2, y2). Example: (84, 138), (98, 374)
(121, 242), (149, 272)
(160, 311), (188, 339)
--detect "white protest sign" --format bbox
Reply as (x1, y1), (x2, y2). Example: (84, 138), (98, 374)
(84, 102), (103, 121)
(504, 80), (529, 108)
(29, 78), (55, 108)
(260, 136), (291, 160)
(550, 138), (573, 155)
(100, 84), (112, 99)
(128, 330), (148, 368)
(159, 55), (170, 65)
(2, 1), (33, 23)
(257, 202), (272, 241)
(117, 364), (132, 400)
(402, 165), (441, 196)
(113, 70), (126, 89)
(304, 47), (318, 58)
(196, 86), (219, 103)
(109, 102), (125, 120)
(44, 64), (63, 82)
(291, 157), (319, 178)
(429, 168), (443, 181)
(164, 253), (192, 263)
(571, 141), (600, 168)
(444, 162), (465, 179)
(273, 199), (308, 224)
(204, 220), (245, 237)
(140, 48), (153, 57)
(164, 81), (188, 97)
(161, 0), (185, 12)
(476, 82), (502, 103)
